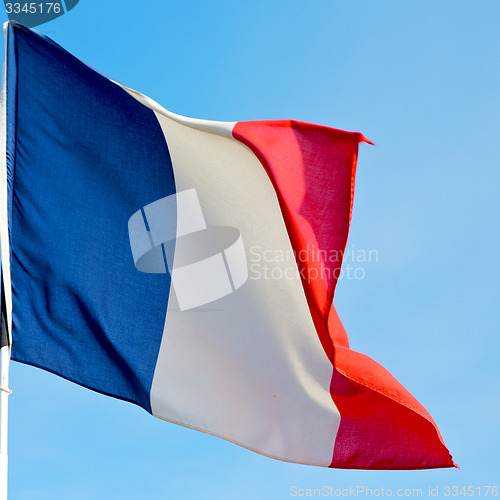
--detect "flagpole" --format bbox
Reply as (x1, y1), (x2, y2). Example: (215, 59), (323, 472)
(0, 344), (10, 500)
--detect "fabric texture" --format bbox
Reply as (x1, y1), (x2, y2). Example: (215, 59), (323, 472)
(0, 22), (455, 470)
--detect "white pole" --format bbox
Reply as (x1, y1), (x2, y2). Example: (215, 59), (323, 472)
(0, 345), (10, 500)
(0, 19), (11, 500)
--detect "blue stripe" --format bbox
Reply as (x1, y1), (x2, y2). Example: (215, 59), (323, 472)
(6, 23), (177, 412)
(5, 23), (17, 256)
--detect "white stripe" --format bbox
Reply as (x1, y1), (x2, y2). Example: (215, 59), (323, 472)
(116, 83), (235, 139)
(125, 86), (340, 466)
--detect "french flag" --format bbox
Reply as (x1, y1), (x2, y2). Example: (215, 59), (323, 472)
(0, 22), (454, 470)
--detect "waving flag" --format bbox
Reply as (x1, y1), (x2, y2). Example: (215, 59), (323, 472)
(0, 22), (454, 469)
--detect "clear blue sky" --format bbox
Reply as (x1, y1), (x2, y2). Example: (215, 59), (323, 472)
(2, 1), (499, 498)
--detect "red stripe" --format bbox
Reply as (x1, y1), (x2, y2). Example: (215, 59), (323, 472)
(233, 120), (455, 470)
